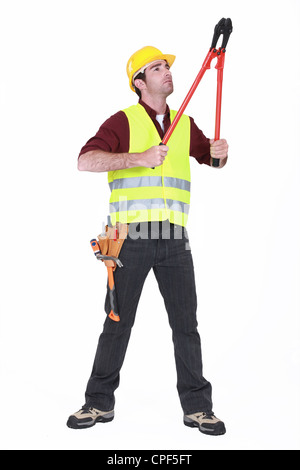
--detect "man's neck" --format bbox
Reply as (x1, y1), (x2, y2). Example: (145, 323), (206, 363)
(140, 95), (167, 115)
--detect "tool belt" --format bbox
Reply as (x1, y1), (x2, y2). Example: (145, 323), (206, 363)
(97, 222), (128, 271)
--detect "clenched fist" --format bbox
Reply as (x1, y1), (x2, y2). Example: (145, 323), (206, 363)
(209, 139), (229, 161)
(139, 145), (169, 168)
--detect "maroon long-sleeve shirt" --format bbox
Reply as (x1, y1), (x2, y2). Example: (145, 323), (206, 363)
(79, 99), (211, 166)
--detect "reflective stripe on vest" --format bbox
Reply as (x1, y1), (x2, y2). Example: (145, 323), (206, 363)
(109, 176), (191, 192)
(108, 104), (191, 227)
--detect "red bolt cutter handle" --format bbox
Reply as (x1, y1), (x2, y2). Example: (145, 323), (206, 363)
(162, 48), (220, 145)
(161, 18), (232, 168)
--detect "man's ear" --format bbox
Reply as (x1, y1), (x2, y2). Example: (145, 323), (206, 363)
(134, 78), (146, 92)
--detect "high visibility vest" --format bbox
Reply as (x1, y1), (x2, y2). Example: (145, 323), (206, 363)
(108, 103), (191, 227)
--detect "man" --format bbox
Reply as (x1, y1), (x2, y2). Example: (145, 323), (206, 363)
(67, 46), (228, 436)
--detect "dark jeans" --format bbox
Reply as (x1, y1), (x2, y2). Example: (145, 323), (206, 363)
(85, 221), (213, 415)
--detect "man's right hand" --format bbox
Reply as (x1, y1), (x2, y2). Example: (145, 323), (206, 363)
(77, 146), (169, 173)
(138, 145), (169, 168)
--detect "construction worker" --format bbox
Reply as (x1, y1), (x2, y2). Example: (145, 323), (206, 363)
(67, 46), (228, 436)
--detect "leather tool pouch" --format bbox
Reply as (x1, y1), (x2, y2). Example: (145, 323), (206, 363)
(97, 222), (128, 271)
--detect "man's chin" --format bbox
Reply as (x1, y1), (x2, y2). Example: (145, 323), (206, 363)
(165, 85), (174, 97)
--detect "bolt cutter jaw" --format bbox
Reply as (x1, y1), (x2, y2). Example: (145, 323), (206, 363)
(221, 18), (233, 50)
(210, 17), (233, 52)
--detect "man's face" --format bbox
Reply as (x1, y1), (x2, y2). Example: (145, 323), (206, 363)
(143, 60), (174, 97)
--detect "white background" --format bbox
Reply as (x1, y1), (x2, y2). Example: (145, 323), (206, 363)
(0, 0), (299, 451)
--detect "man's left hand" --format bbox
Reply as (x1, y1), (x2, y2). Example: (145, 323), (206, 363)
(209, 139), (228, 162)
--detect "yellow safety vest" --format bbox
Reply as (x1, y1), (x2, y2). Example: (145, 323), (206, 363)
(108, 103), (191, 227)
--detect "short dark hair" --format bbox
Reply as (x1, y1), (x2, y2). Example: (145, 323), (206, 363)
(133, 71), (146, 99)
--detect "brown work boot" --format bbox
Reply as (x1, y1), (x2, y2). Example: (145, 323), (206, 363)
(184, 412), (226, 436)
(67, 405), (114, 429)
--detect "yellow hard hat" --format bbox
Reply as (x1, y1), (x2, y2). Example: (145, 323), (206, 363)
(126, 46), (176, 92)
